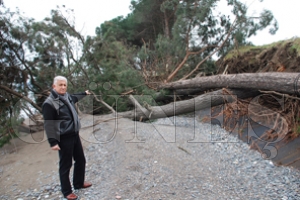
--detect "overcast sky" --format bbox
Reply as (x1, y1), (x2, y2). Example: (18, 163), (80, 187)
(3, 0), (300, 46)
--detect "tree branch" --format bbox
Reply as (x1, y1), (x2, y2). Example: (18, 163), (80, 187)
(180, 18), (237, 80)
(90, 91), (116, 113)
(0, 85), (42, 112)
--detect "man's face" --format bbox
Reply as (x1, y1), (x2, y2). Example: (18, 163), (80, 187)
(53, 80), (67, 95)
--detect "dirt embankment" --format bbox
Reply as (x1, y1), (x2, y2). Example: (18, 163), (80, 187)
(216, 38), (300, 74)
(214, 38), (300, 169)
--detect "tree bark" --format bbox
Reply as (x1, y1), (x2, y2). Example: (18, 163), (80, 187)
(160, 72), (300, 95)
(119, 89), (259, 120)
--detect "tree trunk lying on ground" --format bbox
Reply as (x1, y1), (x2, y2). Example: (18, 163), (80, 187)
(33, 73), (300, 124)
(120, 72), (300, 121)
(160, 72), (300, 95)
(119, 89), (259, 120)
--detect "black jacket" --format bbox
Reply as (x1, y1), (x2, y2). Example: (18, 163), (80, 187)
(42, 89), (86, 147)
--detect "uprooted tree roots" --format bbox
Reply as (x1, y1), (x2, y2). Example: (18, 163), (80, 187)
(206, 89), (300, 149)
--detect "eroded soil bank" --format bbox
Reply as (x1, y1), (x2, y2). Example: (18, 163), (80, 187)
(214, 39), (300, 170)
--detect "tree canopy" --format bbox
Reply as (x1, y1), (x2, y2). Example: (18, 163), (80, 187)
(0, 0), (277, 146)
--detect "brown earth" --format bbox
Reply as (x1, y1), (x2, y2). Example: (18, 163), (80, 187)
(216, 38), (300, 74)
(214, 38), (300, 169)
(0, 132), (58, 193)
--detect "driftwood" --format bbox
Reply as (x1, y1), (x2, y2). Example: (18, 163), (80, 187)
(119, 89), (259, 120)
(160, 72), (300, 95)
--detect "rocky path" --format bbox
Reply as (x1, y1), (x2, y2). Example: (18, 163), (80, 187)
(1, 114), (300, 199)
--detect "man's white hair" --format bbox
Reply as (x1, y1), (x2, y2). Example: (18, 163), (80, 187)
(53, 76), (68, 85)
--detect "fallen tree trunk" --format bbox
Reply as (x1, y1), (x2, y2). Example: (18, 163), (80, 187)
(119, 89), (259, 120)
(160, 72), (300, 95)
(154, 88), (207, 103)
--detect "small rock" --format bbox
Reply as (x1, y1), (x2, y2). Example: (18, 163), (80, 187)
(44, 186), (52, 191)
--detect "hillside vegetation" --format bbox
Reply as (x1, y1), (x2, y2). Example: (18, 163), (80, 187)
(217, 38), (300, 74)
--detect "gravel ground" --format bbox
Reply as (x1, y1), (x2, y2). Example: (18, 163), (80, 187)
(1, 115), (300, 200)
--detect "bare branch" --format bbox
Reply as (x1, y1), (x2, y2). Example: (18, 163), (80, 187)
(180, 18), (238, 80)
(0, 85), (42, 112)
(90, 91), (116, 113)
(259, 90), (300, 101)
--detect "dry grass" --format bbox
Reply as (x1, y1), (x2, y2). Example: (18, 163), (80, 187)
(224, 37), (300, 61)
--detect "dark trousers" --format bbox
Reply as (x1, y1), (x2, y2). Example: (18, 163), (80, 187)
(58, 134), (86, 196)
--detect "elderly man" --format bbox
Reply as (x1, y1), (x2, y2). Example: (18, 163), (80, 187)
(42, 76), (92, 200)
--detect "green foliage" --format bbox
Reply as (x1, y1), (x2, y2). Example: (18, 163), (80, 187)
(84, 33), (157, 112)
(0, 98), (20, 148)
(289, 38), (300, 57)
(0, 5), (86, 146)
(0, 8), (29, 146)
(96, 15), (138, 44)
(98, 0), (176, 47)
(101, 0), (277, 81)
(0, 0), (279, 147)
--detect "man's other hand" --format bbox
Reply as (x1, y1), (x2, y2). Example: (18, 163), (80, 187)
(51, 144), (61, 151)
